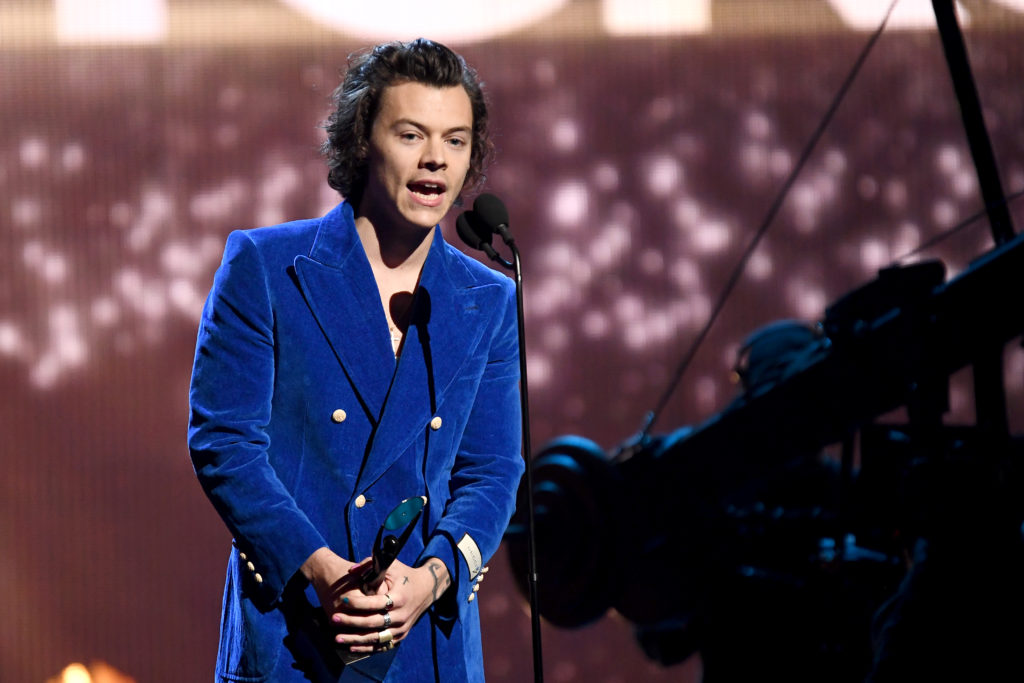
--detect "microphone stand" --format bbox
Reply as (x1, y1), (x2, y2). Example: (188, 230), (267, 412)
(509, 240), (544, 683)
(498, 238), (543, 683)
(457, 207), (543, 682)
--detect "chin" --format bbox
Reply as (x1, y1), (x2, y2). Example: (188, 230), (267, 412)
(397, 215), (441, 232)
(403, 206), (451, 229)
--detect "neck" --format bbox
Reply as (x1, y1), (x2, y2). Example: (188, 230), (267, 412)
(354, 215), (435, 271)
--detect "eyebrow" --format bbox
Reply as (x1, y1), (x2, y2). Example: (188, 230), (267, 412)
(391, 118), (472, 136)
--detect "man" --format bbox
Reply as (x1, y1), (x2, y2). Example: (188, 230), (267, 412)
(188, 38), (524, 682)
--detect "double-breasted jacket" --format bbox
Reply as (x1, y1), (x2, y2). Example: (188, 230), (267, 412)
(188, 201), (524, 681)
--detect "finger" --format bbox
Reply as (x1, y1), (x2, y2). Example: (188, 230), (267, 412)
(325, 572), (363, 597)
(349, 558), (389, 595)
(338, 628), (403, 652)
(332, 608), (403, 631)
(333, 593), (387, 614)
(348, 557), (373, 573)
(338, 588), (397, 613)
(347, 643), (397, 655)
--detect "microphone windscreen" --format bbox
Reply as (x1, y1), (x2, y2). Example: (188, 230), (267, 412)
(474, 193), (509, 230)
(456, 212), (483, 249)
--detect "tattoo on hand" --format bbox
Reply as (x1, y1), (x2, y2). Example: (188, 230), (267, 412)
(402, 576), (409, 585)
(427, 561), (451, 601)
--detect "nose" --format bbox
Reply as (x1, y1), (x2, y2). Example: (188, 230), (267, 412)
(421, 137), (446, 171)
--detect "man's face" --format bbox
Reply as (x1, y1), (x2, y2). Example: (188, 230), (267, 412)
(359, 81), (473, 232)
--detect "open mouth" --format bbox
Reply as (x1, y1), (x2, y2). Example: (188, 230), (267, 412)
(408, 180), (447, 200)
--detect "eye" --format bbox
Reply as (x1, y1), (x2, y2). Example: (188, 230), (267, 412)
(400, 132), (420, 142)
(447, 136), (468, 148)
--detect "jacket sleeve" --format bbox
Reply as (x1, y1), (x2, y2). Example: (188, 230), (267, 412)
(419, 278), (525, 619)
(188, 230), (326, 606)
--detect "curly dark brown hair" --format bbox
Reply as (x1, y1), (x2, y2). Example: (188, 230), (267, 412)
(321, 38), (493, 206)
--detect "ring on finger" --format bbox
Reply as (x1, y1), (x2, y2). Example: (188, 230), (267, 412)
(384, 594), (394, 610)
(378, 628), (393, 644)
(383, 612), (392, 628)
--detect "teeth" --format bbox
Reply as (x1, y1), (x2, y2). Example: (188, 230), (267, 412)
(411, 182), (443, 195)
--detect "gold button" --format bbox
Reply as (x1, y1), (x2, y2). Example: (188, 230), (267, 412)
(332, 409), (347, 423)
(430, 416), (442, 430)
(254, 573), (263, 584)
(480, 566), (489, 573)
(247, 561), (255, 572)
(467, 593), (476, 602)
(472, 584), (480, 592)
(355, 494), (367, 508)
(238, 552), (247, 561)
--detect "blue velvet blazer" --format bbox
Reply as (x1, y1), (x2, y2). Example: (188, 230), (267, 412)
(188, 202), (524, 682)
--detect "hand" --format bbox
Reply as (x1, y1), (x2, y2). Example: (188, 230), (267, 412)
(329, 557), (451, 654)
(299, 547), (365, 619)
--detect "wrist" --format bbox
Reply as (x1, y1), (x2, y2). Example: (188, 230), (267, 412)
(301, 546), (353, 584)
(418, 557), (452, 604)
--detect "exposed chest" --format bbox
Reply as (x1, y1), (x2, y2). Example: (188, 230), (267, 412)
(371, 265), (421, 355)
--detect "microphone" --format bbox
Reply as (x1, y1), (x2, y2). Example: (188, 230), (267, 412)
(474, 193), (514, 245)
(457, 210), (509, 267)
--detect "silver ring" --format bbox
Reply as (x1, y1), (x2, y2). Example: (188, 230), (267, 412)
(384, 594), (394, 610)
(378, 628), (393, 644)
(383, 612), (392, 628)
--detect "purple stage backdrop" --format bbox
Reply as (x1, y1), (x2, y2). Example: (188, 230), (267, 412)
(3, 1), (1024, 681)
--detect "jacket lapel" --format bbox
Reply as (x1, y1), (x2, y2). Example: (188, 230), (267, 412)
(355, 229), (504, 490)
(294, 203), (395, 422)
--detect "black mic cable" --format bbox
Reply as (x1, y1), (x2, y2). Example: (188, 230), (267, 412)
(625, 0), (901, 452)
